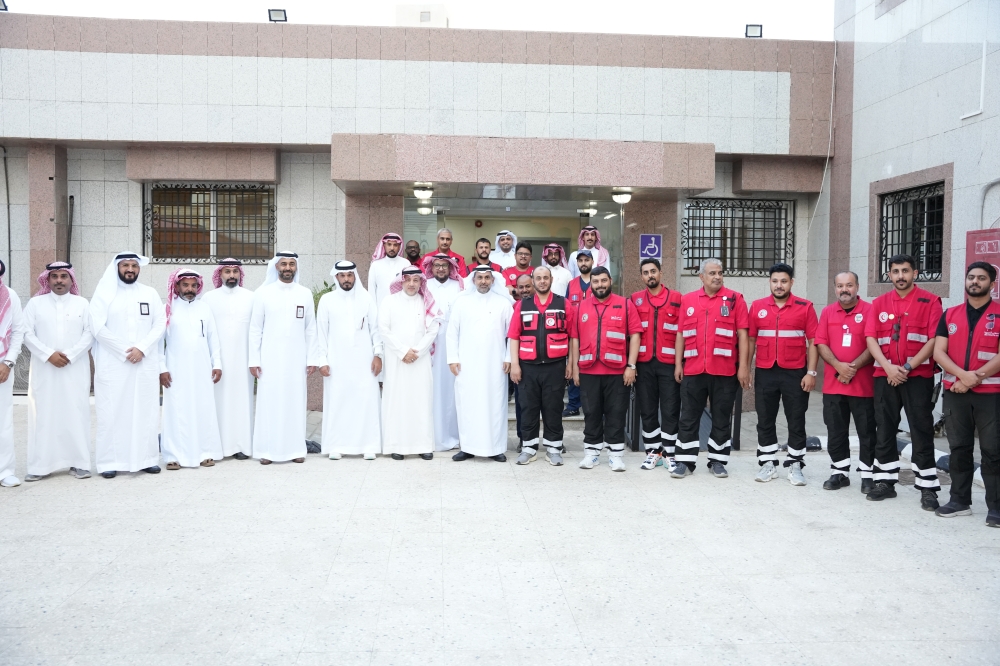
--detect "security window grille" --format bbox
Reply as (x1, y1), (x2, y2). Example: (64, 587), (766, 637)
(143, 184), (275, 264)
(682, 199), (795, 276)
(878, 182), (944, 282)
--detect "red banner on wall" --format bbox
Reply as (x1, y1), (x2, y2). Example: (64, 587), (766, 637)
(966, 229), (1000, 299)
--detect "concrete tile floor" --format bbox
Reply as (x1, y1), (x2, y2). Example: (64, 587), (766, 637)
(1, 399), (996, 666)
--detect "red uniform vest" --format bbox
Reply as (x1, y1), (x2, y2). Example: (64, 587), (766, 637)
(577, 294), (630, 371)
(941, 301), (1000, 393)
(749, 294), (817, 369)
(566, 276), (591, 305)
(630, 288), (681, 364)
(517, 295), (570, 363)
(678, 287), (747, 376)
(870, 286), (941, 378)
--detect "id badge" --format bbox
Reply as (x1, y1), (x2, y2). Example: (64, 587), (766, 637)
(842, 333), (852, 347)
(296, 306), (305, 319)
(721, 305), (730, 317)
(139, 302), (149, 316)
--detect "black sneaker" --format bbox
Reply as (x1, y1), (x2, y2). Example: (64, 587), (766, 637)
(562, 408), (580, 417)
(233, 452), (249, 460)
(866, 481), (897, 501)
(491, 453), (507, 462)
(143, 466), (160, 474)
(452, 451), (475, 461)
(101, 471), (117, 479)
(420, 453), (434, 460)
(986, 510), (1000, 528)
(920, 489), (940, 512)
(708, 462), (728, 478)
(860, 478), (874, 495)
(823, 474), (850, 490)
(934, 500), (972, 517)
(391, 453), (404, 460)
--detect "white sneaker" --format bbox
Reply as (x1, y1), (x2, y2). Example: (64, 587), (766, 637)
(640, 452), (661, 470)
(1, 476), (21, 487)
(579, 454), (600, 469)
(328, 452), (342, 460)
(788, 462), (807, 486)
(755, 461), (778, 483)
(70, 467), (91, 479)
(24, 474), (46, 482)
(363, 453), (376, 460)
(666, 457), (677, 473)
(609, 456), (626, 472)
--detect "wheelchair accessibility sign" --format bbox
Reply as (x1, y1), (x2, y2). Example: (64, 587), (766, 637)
(639, 234), (662, 260)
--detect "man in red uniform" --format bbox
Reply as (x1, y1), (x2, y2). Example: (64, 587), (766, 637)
(630, 258), (682, 471)
(509, 266), (573, 466)
(570, 267), (642, 471)
(864, 253), (943, 508)
(404, 240), (423, 266)
(421, 228), (468, 276)
(503, 242), (534, 295)
(932, 262), (1000, 527)
(672, 258), (750, 479)
(815, 271), (876, 492)
(468, 237), (503, 274)
(748, 263), (819, 486)
(563, 250), (594, 417)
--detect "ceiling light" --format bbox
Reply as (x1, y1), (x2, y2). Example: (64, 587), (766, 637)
(269, 9), (288, 22)
(745, 24), (763, 38)
(603, 213), (616, 219)
(413, 186), (434, 199)
(577, 209), (597, 217)
(612, 189), (632, 205)
(417, 206), (432, 216)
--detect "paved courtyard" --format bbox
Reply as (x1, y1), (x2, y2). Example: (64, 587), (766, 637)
(1, 400), (997, 666)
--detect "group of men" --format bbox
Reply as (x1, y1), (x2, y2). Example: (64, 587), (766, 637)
(0, 233), (995, 528)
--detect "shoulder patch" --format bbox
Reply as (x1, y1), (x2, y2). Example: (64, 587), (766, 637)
(917, 297), (930, 303)
(794, 300), (807, 306)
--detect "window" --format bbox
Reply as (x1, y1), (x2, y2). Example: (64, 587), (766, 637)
(143, 184), (275, 263)
(682, 198), (795, 276)
(878, 182), (944, 282)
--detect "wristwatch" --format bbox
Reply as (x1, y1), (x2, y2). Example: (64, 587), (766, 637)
(626, 364), (637, 370)
(2, 360), (13, 369)
(903, 362), (913, 371)
(807, 370), (817, 377)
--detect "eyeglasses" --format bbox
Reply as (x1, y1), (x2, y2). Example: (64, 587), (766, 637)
(892, 322), (900, 341)
(516, 252), (531, 258)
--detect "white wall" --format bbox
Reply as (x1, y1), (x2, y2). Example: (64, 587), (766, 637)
(0, 145), (31, 298)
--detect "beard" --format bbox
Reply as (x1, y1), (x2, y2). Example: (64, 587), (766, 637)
(340, 282), (355, 292)
(225, 278), (239, 288)
(578, 265), (591, 275)
(119, 273), (138, 284)
(592, 286), (610, 299)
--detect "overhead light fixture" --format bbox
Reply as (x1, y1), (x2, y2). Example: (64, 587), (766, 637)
(603, 213), (617, 219)
(268, 9), (288, 22)
(417, 206), (433, 216)
(577, 209), (597, 217)
(413, 186), (434, 199)
(745, 24), (763, 38)
(612, 190), (632, 205)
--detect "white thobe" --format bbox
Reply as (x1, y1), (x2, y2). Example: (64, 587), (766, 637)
(489, 248), (517, 269)
(249, 281), (321, 462)
(427, 278), (462, 451)
(368, 256), (411, 308)
(569, 249), (611, 278)
(203, 285), (255, 456)
(379, 291), (439, 455)
(316, 291), (382, 454)
(548, 265), (573, 299)
(160, 298), (224, 467)
(0, 292), (25, 481)
(446, 290), (513, 457)
(23, 292), (93, 476)
(91, 284), (165, 473)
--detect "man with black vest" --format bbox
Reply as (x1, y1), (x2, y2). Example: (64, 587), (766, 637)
(509, 266), (572, 466)
(570, 267), (642, 471)
(864, 253), (943, 508)
(630, 258), (683, 471)
(748, 263), (819, 486)
(932, 262), (1000, 527)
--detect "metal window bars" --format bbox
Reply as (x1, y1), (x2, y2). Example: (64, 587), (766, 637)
(878, 182), (944, 282)
(681, 198), (795, 276)
(143, 183), (276, 264)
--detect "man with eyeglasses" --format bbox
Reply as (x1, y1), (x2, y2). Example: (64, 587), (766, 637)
(932, 262), (1000, 527)
(864, 253), (943, 508)
(503, 242), (534, 298)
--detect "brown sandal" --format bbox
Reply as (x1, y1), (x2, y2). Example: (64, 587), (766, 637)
(292, 457), (305, 463)
(166, 462), (180, 470)
(260, 458), (272, 465)
(200, 459), (215, 467)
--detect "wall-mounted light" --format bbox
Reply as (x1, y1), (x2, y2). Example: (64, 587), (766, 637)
(611, 189), (632, 205)
(745, 24), (763, 38)
(413, 186), (434, 199)
(269, 9), (288, 22)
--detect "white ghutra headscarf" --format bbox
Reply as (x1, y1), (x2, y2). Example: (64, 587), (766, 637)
(329, 260), (372, 330)
(90, 252), (150, 333)
(263, 251), (302, 286)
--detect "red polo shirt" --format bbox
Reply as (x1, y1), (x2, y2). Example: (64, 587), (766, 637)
(864, 286), (942, 378)
(816, 299), (875, 397)
(503, 265), (533, 288)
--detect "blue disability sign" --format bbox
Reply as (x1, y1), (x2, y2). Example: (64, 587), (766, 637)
(639, 234), (662, 260)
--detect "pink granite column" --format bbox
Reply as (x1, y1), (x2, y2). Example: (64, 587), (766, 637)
(27, 144), (68, 295)
(621, 200), (677, 296)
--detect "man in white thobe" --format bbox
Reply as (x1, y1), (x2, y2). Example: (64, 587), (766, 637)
(249, 251), (322, 465)
(317, 261), (382, 460)
(424, 253), (464, 451)
(448, 266), (514, 462)
(543, 243), (573, 298)
(489, 230), (518, 269)
(368, 232), (410, 309)
(22, 262), (93, 482)
(379, 265), (440, 460)
(90, 253), (165, 479)
(569, 225), (612, 278)
(159, 270), (224, 470)
(0, 260), (26, 488)
(203, 258), (255, 459)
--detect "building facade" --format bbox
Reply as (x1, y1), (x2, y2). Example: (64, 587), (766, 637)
(0, 0), (996, 314)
